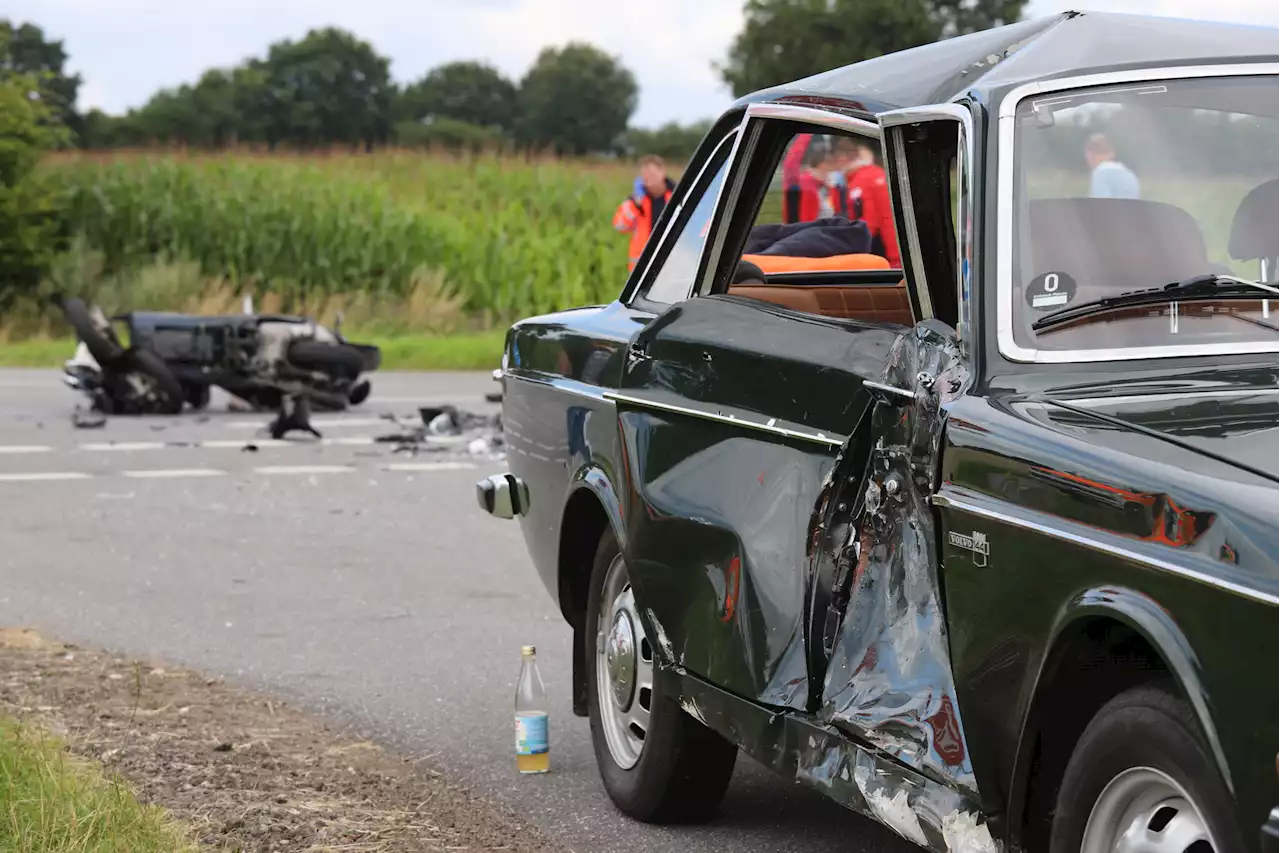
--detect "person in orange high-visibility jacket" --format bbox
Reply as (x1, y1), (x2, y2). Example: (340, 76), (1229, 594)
(614, 154), (676, 271)
(846, 141), (901, 268)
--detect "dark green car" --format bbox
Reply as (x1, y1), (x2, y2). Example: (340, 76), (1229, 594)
(478, 11), (1279, 852)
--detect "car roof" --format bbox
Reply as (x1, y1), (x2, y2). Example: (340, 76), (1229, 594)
(734, 10), (1279, 116)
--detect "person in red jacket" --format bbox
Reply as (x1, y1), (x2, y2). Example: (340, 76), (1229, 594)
(846, 142), (901, 268)
(795, 144), (849, 222)
(613, 154), (676, 271)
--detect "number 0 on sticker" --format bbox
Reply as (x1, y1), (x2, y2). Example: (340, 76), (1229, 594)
(1026, 271), (1078, 311)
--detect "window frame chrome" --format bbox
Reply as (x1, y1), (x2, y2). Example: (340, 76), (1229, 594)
(693, 102), (885, 298)
(880, 103), (976, 343)
(995, 62), (1280, 364)
(625, 129), (739, 307)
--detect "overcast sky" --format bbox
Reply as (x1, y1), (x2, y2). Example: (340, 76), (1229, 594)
(9, 0), (1279, 128)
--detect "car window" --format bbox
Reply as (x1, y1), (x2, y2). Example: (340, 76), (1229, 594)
(643, 151), (732, 306)
(1011, 74), (1278, 354)
(742, 131), (903, 276)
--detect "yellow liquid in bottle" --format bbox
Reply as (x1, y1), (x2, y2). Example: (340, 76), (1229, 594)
(514, 711), (549, 774)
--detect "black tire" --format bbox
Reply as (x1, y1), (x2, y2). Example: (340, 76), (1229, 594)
(306, 388), (349, 411)
(286, 339), (365, 378)
(183, 382), (211, 411)
(585, 528), (737, 823)
(1049, 683), (1245, 853)
(61, 298), (125, 368)
(119, 349), (184, 415)
(348, 379), (371, 406)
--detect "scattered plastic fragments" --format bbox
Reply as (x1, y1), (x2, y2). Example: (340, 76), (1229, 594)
(71, 406), (107, 429)
(371, 403), (506, 460)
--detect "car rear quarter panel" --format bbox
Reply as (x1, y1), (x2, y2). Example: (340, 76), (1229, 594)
(936, 394), (1279, 841)
(502, 301), (649, 620)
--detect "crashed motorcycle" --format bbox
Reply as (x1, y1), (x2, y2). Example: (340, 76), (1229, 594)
(60, 297), (380, 415)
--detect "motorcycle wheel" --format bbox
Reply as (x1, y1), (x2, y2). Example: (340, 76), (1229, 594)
(120, 349), (184, 415)
(61, 298), (125, 368)
(286, 339), (366, 378)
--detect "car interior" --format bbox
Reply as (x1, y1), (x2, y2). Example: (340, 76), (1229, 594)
(716, 127), (917, 327)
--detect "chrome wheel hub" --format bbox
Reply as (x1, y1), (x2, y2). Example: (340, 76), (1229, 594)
(595, 554), (654, 770)
(606, 611), (637, 711)
(1082, 767), (1216, 853)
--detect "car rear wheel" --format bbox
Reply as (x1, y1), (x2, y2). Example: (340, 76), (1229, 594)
(585, 528), (737, 823)
(1049, 683), (1245, 853)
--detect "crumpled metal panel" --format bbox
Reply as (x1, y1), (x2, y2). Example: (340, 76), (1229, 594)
(668, 667), (1000, 853)
(819, 320), (980, 797)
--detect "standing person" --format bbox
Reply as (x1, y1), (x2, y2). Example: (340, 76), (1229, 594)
(781, 133), (814, 223)
(1084, 133), (1141, 199)
(613, 155), (676, 272)
(792, 141), (852, 223)
(846, 141), (901, 268)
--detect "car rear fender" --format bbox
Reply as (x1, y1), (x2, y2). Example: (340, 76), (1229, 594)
(558, 466), (628, 717)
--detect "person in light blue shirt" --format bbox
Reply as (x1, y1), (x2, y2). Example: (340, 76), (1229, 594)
(1085, 133), (1141, 199)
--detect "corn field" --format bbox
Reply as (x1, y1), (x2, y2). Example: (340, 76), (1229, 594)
(45, 150), (640, 324)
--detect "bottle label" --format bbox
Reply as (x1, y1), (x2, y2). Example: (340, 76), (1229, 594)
(515, 712), (549, 755)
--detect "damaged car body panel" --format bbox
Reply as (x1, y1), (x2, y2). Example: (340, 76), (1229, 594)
(615, 294), (901, 709)
(816, 321), (980, 798)
(483, 11), (1279, 853)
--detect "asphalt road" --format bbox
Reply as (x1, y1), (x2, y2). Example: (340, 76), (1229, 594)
(0, 367), (915, 853)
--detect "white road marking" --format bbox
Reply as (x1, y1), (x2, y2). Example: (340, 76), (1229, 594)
(79, 441), (167, 451)
(383, 462), (477, 472)
(253, 464), (355, 475)
(225, 417), (390, 429)
(0, 471), (92, 482)
(123, 468), (225, 479)
(0, 445), (53, 454)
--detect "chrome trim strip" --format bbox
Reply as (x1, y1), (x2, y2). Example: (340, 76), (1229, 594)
(500, 369), (614, 403)
(995, 63), (1280, 364)
(863, 379), (918, 401)
(603, 390), (847, 448)
(744, 102), (881, 135)
(933, 489), (1279, 606)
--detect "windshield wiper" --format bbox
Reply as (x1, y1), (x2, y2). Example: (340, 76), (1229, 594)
(1031, 274), (1280, 332)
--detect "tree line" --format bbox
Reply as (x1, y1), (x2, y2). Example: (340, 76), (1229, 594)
(5, 0), (1027, 159)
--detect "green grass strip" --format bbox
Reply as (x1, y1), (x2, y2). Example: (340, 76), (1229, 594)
(0, 330), (508, 372)
(0, 717), (195, 853)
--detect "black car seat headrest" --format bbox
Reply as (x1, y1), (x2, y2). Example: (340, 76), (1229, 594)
(732, 259), (767, 285)
(1228, 178), (1279, 262)
(1026, 198), (1209, 299)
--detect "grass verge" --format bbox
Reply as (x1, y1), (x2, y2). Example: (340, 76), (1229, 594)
(0, 716), (194, 853)
(0, 330), (507, 372)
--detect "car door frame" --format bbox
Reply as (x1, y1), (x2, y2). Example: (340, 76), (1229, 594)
(609, 103), (924, 712)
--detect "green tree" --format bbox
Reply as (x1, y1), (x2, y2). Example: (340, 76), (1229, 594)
(0, 20), (82, 141)
(517, 43), (638, 155)
(0, 74), (68, 309)
(258, 28), (394, 149)
(718, 0), (1026, 97)
(624, 120), (713, 163)
(398, 61), (517, 133)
